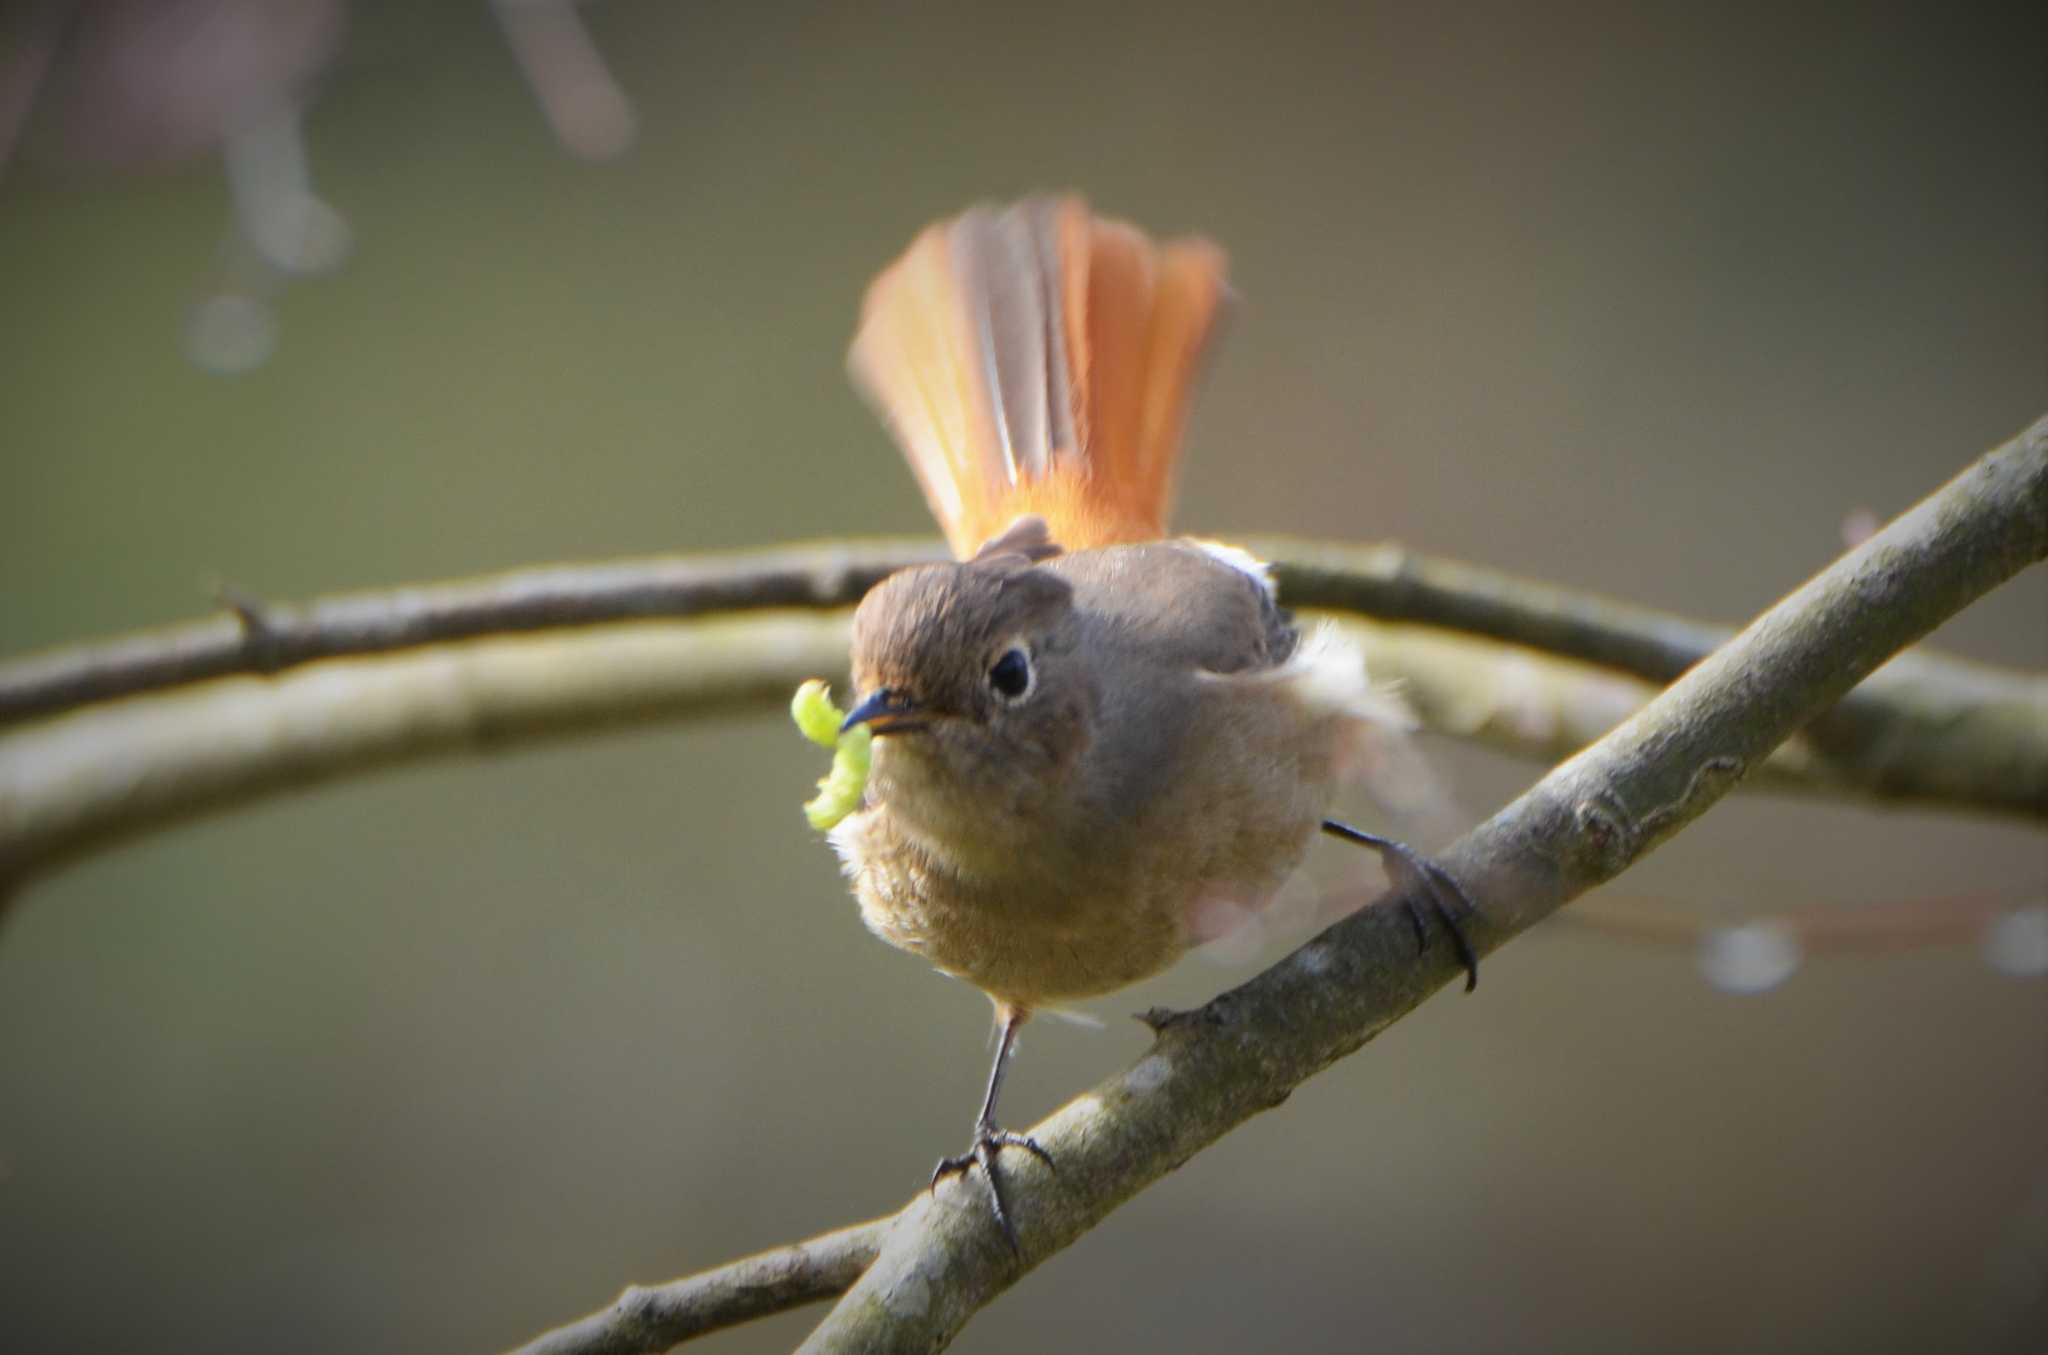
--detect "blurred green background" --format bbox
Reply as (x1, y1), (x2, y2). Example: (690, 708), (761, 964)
(3, 3), (2044, 1352)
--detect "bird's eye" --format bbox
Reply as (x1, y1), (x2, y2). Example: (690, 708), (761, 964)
(988, 647), (1033, 702)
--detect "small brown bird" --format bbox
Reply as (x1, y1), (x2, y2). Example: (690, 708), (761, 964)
(831, 196), (1474, 1246)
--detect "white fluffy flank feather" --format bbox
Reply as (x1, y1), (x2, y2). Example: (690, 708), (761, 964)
(1279, 620), (1415, 731)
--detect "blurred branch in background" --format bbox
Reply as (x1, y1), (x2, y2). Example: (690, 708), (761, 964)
(0, 0), (633, 372)
(502, 381), (2048, 1353)
(1560, 890), (2048, 992)
(2, 0), (353, 371)
(491, 0), (635, 161)
(0, 0), (65, 170)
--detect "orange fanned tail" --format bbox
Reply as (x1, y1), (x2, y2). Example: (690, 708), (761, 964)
(848, 196), (1229, 559)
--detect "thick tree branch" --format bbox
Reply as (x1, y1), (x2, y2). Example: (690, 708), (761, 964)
(511, 1218), (891, 1355)
(784, 418), (2047, 1351)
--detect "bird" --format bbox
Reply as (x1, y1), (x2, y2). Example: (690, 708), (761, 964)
(827, 195), (1475, 1249)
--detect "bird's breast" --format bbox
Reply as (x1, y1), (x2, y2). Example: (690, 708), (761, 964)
(829, 798), (1198, 1006)
(827, 706), (1334, 1008)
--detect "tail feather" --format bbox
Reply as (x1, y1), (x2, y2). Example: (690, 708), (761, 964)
(849, 196), (1228, 559)
(1138, 242), (1230, 496)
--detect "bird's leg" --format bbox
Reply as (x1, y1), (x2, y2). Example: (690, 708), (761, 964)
(930, 1007), (1053, 1254)
(1322, 820), (1480, 991)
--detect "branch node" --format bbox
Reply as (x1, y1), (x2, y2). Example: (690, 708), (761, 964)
(1573, 790), (1638, 870)
(215, 581), (287, 673)
(610, 1284), (661, 1338)
(1139, 998), (1232, 1035)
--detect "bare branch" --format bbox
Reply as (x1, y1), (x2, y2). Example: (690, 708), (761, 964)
(786, 415), (2048, 1350)
(1260, 538), (1751, 683)
(4, 420), (2042, 822)
(0, 540), (948, 725)
(3, 423), (2044, 897)
(1314, 616), (1948, 802)
(0, 614), (853, 892)
(0, 607), (1629, 895)
(509, 1217), (891, 1355)
(1258, 531), (2048, 819)
(0, 597), (2012, 902)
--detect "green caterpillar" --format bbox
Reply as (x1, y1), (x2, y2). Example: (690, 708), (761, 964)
(791, 679), (872, 831)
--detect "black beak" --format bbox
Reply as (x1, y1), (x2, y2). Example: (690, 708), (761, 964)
(840, 688), (928, 735)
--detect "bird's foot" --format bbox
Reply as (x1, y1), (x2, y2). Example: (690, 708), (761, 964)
(1322, 820), (1480, 991)
(930, 1121), (1054, 1254)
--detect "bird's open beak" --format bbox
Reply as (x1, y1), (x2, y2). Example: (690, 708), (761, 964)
(840, 688), (928, 735)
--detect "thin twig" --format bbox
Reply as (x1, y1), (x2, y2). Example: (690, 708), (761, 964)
(779, 416), (2048, 1351)
(508, 1217), (892, 1355)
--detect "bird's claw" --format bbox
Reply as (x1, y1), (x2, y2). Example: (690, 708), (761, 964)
(1322, 820), (1481, 991)
(929, 1122), (1054, 1255)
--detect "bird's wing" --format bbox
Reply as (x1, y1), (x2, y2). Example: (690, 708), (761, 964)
(1051, 540), (1295, 677)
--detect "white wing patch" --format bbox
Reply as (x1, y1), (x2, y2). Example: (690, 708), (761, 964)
(1188, 538), (1277, 599)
